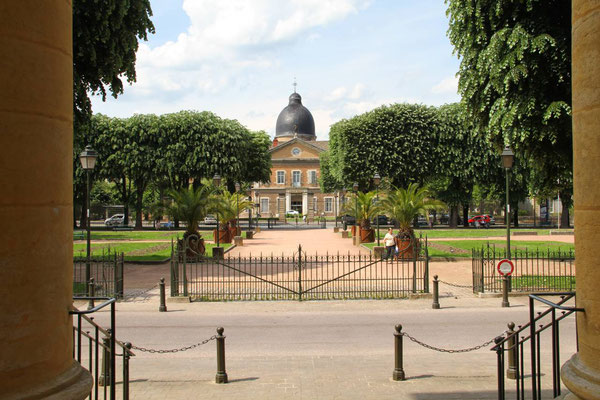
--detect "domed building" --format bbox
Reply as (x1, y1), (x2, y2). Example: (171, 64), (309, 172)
(252, 91), (338, 221)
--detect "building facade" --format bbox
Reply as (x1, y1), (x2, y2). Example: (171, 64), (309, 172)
(252, 92), (340, 220)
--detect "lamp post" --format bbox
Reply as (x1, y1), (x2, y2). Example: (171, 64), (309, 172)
(373, 173), (381, 246)
(246, 186), (253, 230)
(79, 145), (98, 296)
(235, 182), (241, 235)
(334, 191), (338, 228)
(341, 188), (347, 230)
(501, 146), (515, 259)
(353, 182), (359, 237)
(213, 174), (221, 248)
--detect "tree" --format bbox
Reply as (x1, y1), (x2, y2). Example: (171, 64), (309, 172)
(73, 0), (154, 126)
(446, 0), (572, 219)
(341, 191), (381, 230)
(328, 103), (439, 189)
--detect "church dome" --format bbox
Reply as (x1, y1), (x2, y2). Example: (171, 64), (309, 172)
(275, 92), (316, 141)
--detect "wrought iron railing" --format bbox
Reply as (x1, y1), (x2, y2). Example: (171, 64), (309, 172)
(491, 292), (583, 399)
(472, 244), (574, 293)
(171, 237), (429, 301)
(74, 251), (124, 298)
(71, 297), (134, 400)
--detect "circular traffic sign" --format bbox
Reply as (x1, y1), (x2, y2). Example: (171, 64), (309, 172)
(497, 259), (514, 276)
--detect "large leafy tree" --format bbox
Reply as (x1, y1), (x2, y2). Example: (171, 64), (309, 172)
(446, 0), (572, 222)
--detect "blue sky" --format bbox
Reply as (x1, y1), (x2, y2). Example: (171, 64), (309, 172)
(91, 0), (461, 140)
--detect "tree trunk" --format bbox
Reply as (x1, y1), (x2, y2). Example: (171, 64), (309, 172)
(121, 178), (130, 226)
(560, 195), (571, 228)
(135, 182), (145, 229)
(462, 204), (469, 228)
(512, 203), (519, 228)
(79, 203), (87, 230)
(449, 205), (459, 228)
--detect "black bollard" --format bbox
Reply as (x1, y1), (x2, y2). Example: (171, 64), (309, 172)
(432, 275), (440, 309)
(502, 276), (510, 308)
(123, 342), (132, 399)
(215, 327), (228, 384)
(393, 324), (406, 381)
(99, 331), (111, 386)
(159, 278), (167, 312)
(506, 322), (517, 379)
(87, 277), (95, 310)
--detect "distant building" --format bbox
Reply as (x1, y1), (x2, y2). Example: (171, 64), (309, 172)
(251, 91), (339, 220)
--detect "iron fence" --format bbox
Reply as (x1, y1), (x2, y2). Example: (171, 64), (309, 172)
(171, 237), (429, 301)
(71, 297), (134, 400)
(492, 293), (582, 399)
(472, 244), (574, 293)
(74, 252), (124, 298)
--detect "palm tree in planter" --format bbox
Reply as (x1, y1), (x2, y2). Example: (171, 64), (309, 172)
(342, 191), (381, 242)
(381, 184), (445, 258)
(211, 190), (253, 243)
(166, 184), (215, 256)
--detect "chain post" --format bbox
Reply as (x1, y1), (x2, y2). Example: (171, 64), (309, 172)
(215, 327), (228, 384)
(87, 277), (95, 310)
(393, 324), (406, 381)
(502, 275), (510, 308)
(159, 278), (167, 312)
(123, 342), (132, 400)
(506, 322), (517, 380)
(99, 330), (111, 386)
(432, 275), (440, 309)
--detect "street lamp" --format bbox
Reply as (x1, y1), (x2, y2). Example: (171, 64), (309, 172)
(501, 146), (514, 259)
(341, 188), (347, 230)
(353, 182), (359, 237)
(235, 182), (241, 235)
(373, 173), (381, 246)
(213, 174), (221, 248)
(246, 186), (253, 230)
(79, 145), (97, 300)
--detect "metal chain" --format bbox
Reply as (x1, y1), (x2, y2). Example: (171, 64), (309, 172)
(439, 280), (473, 289)
(401, 331), (498, 353)
(121, 284), (158, 300)
(132, 335), (217, 354)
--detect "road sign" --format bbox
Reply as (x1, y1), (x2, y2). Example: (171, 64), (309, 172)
(497, 259), (514, 276)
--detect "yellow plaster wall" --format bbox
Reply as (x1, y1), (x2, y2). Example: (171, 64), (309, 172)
(271, 142), (322, 159)
(0, 1), (90, 398)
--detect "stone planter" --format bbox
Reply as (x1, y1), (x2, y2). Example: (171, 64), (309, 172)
(360, 228), (374, 243)
(213, 228), (232, 244)
(396, 238), (414, 259)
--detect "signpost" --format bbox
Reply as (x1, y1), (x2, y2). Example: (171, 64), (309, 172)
(497, 259), (514, 308)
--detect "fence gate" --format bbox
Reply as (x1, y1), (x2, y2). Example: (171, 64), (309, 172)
(73, 251), (124, 298)
(171, 236), (429, 301)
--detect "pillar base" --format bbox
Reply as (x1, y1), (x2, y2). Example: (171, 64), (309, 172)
(5, 361), (92, 400)
(373, 246), (385, 259)
(212, 247), (224, 259)
(393, 369), (405, 381)
(562, 353), (600, 400)
(215, 372), (228, 384)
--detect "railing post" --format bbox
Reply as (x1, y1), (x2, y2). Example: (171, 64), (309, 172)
(432, 275), (440, 309)
(215, 327), (228, 384)
(123, 342), (132, 400)
(393, 324), (406, 381)
(99, 331), (111, 386)
(159, 278), (167, 312)
(87, 277), (95, 310)
(502, 276), (510, 308)
(297, 244), (303, 301)
(412, 239), (417, 293)
(506, 322), (517, 380)
(495, 336), (505, 400)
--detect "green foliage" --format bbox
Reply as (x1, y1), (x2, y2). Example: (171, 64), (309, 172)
(380, 184), (445, 238)
(90, 180), (118, 207)
(328, 103), (439, 189)
(212, 191), (254, 227)
(446, 0), (572, 204)
(341, 191), (381, 230)
(165, 185), (215, 236)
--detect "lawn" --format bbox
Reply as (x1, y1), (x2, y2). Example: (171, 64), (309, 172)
(362, 240), (574, 259)
(74, 230), (213, 241)
(374, 228), (571, 239)
(511, 275), (576, 291)
(73, 241), (232, 262)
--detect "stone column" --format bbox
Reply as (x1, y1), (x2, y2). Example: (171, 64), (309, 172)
(286, 191), (291, 213)
(561, 1), (600, 399)
(302, 191), (308, 215)
(0, 2), (92, 399)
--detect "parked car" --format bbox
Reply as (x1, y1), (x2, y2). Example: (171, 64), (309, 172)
(203, 215), (217, 225)
(341, 214), (356, 225)
(104, 214), (124, 226)
(285, 210), (300, 216)
(371, 215), (388, 225)
(483, 214), (496, 225)
(468, 215), (491, 227)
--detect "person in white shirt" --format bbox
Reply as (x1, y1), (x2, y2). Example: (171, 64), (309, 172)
(383, 227), (395, 259)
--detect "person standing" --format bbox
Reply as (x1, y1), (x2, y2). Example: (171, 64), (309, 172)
(383, 228), (395, 259)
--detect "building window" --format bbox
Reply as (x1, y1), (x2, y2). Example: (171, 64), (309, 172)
(276, 171), (285, 184)
(260, 198), (269, 214)
(292, 170), (301, 187)
(308, 170), (317, 185)
(313, 196), (318, 212)
(325, 197), (333, 213)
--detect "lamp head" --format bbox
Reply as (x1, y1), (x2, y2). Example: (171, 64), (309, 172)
(79, 145), (98, 170)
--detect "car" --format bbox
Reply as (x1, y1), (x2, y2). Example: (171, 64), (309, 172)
(483, 214), (496, 225)
(204, 215), (217, 225)
(371, 215), (388, 225)
(341, 214), (356, 225)
(285, 210), (300, 216)
(468, 215), (491, 227)
(104, 214), (124, 226)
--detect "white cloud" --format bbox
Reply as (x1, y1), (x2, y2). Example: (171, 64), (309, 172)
(431, 76), (459, 94)
(325, 87), (347, 102)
